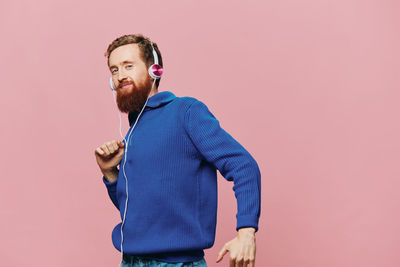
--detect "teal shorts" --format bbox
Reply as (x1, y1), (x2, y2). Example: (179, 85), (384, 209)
(121, 254), (207, 267)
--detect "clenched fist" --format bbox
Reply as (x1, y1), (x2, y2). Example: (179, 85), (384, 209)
(95, 140), (125, 182)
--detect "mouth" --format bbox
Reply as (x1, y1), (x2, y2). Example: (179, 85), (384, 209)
(120, 83), (133, 89)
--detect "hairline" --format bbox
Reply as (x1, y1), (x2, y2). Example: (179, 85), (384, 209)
(107, 43), (148, 69)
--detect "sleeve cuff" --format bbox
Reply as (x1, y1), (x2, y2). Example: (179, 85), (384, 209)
(236, 215), (259, 233)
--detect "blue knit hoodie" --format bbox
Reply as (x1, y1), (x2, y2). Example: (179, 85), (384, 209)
(102, 91), (261, 263)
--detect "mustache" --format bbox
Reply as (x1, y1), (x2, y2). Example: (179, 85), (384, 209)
(118, 81), (134, 89)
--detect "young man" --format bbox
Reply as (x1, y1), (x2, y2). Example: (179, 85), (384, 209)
(95, 34), (261, 267)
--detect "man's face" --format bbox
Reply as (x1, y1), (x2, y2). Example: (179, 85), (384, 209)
(108, 43), (153, 113)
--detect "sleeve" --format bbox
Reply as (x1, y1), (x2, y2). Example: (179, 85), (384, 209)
(102, 175), (120, 210)
(184, 100), (261, 232)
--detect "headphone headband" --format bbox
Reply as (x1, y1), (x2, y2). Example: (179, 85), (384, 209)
(150, 42), (159, 65)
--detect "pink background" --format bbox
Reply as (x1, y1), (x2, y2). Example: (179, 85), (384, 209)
(1, 0), (399, 266)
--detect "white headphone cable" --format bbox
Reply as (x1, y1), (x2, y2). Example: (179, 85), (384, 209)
(111, 78), (156, 266)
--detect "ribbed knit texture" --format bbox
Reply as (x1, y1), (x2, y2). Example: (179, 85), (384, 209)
(102, 91), (261, 263)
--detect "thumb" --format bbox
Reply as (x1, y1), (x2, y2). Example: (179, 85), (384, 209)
(118, 140), (125, 147)
(216, 244), (229, 263)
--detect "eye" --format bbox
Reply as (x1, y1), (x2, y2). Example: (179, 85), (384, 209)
(111, 69), (117, 73)
(127, 64), (133, 68)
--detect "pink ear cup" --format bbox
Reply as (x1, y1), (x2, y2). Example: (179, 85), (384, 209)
(148, 64), (163, 79)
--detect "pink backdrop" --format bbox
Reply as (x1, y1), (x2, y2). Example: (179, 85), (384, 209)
(1, 0), (399, 266)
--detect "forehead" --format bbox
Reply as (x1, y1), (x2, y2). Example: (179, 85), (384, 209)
(108, 43), (143, 68)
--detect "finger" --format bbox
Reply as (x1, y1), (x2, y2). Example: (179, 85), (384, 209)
(108, 142), (116, 153)
(249, 247), (256, 267)
(243, 257), (250, 267)
(230, 256), (235, 267)
(95, 147), (104, 156)
(243, 246), (251, 267)
(101, 144), (111, 155)
(216, 245), (229, 263)
(235, 256), (243, 267)
(236, 247), (246, 267)
(112, 140), (119, 151)
(118, 140), (125, 147)
(106, 142), (116, 153)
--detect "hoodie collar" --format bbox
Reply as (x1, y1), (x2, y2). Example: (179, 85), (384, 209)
(146, 90), (176, 108)
(128, 90), (176, 126)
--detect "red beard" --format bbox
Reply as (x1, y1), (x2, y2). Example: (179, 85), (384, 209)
(116, 77), (153, 113)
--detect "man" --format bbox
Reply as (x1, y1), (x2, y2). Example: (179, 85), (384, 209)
(95, 34), (261, 267)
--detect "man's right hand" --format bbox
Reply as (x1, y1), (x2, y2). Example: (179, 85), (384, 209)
(95, 140), (125, 182)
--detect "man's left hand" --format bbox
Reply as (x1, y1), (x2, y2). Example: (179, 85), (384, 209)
(216, 227), (256, 267)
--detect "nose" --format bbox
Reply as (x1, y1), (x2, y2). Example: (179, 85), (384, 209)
(118, 67), (128, 83)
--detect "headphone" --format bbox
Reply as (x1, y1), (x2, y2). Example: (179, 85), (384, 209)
(108, 41), (163, 266)
(109, 41), (163, 91)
